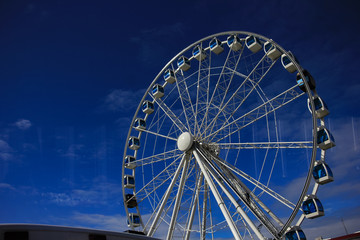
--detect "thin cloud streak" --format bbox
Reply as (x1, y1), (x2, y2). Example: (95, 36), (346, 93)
(14, 119), (32, 130)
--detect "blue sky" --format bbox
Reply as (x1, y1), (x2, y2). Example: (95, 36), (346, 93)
(1, 0), (360, 239)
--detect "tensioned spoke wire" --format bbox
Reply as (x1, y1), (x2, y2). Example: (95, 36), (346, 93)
(133, 149), (182, 166)
(202, 52), (270, 139)
(150, 92), (188, 133)
(174, 71), (201, 136)
(198, 46), (234, 136)
(135, 154), (183, 204)
(173, 62), (194, 133)
(202, 47), (246, 138)
(212, 155), (296, 210)
(207, 84), (305, 143)
(195, 42), (211, 137)
(217, 141), (312, 149)
(134, 128), (177, 141)
(147, 154), (187, 236)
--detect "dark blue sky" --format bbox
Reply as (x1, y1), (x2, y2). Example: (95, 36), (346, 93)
(1, 0), (360, 239)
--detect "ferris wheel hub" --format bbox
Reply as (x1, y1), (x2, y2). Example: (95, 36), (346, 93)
(177, 132), (194, 152)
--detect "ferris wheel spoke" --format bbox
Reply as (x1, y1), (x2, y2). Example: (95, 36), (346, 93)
(198, 48), (240, 137)
(217, 141), (312, 149)
(151, 94), (188, 133)
(194, 145), (266, 240)
(201, 179), (209, 239)
(192, 147), (244, 240)
(208, 85), (305, 143)
(197, 145), (285, 238)
(202, 53), (272, 139)
(132, 149), (182, 166)
(167, 154), (190, 240)
(175, 74), (199, 136)
(134, 128), (177, 141)
(147, 154), (188, 237)
(211, 153), (296, 210)
(195, 44), (213, 137)
(135, 154), (183, 203)
(202, 48), (246, 137)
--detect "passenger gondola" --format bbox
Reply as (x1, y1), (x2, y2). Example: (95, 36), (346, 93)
(313, 161), (334, 184)
(142, 100), (154, 114)
(285, 226), (307, 240)
(124, 155), (136, 169)
(127, 213), (140, 227)
(124, 175), (135, 188)
(134, 118), (146, 131)
(209, 37), (224, 55)
(296, 70), (316, 92)
(177, 56), (191, 71)
(302, 195), (324, 219)
(245, 35), (262, 53)
(317, 126), (335, 150)
(125, 194), (137, 208)
(281, 52), (298, 73)
(307, 96), (329, 119)
(264, 41), (281, 61)
(163, 69), (176, 84)
(227, 35), (242, 51)
(128, 136), (140, 150)
(192, 45), (206, 61)
(152, 84), (164, 98)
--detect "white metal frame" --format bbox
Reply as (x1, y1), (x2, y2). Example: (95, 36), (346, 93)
(121, 31), (333, 239)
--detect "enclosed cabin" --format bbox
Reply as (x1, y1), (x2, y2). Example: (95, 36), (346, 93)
(164, 69), (176, 84)
(152, 84), (164, 98)
(307, 96), (329, 119)
(134, 118), (146, 131)
(142, 100), (154, 114)
(227, 35), (242, 51)
(124, 155), (136, 169)
(127, 213), (141, 228)
(317, 126), (335, 150)
(245, 35), (262, 53)
(124, 175), (135, 188)
(296, 70), (316, 92)
(285, 226), (306, 240)
(177, 56), (191, 71)
(128, 136), (140, 150)
(192, 45), (206, 61)
(125, 194), (137, 208)
(264, 41), (282, 61)
(209, 37), (224, 55)
(313, 161), (334, 184)
(302, 195), (324, 219)
(281, 51), (299, 73)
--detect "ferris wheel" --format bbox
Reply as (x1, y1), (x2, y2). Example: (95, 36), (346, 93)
(121, 31), (335, 240)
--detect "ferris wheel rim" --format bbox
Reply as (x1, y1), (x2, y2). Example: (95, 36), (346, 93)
(121, 31), (326, 239)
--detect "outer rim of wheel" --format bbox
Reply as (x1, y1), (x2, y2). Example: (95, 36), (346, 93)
(121, 31), (320, 239)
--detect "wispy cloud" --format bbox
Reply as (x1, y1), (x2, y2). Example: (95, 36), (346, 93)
(62, 144), (84, 160)
(70, 212), (127, 231)
(0, 139), (14, 161)
(42, 176), (122, 207)
(14, 119), (32, 130)
(0, 183), (16, 191)
(102, 88), (145, 113)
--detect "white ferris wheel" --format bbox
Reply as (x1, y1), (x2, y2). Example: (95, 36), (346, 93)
(121, 31), (335, 240)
